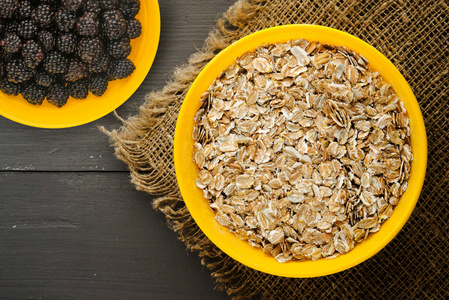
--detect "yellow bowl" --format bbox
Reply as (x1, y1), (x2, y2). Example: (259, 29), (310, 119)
(0, 0), (161, 129)
(174, 25), (427, 278)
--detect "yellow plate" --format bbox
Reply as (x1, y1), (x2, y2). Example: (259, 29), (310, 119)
(174, 25), (427, 278)
(0, 0), (161, 128)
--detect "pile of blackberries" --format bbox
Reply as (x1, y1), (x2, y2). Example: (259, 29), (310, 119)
(0, 0), (142, 107)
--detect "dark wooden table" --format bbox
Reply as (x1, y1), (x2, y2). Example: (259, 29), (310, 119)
(0, 1), (235, 299)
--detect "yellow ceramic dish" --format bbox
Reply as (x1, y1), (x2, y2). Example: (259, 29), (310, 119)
(174, 25), (427, 278)
(0, 0), (161, 129)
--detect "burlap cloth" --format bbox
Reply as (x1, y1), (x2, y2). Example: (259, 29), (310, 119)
(105, 0), (449, 298)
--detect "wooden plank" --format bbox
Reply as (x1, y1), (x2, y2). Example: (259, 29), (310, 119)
(0, 172), (229, 300)
(0, 0), (236, 172)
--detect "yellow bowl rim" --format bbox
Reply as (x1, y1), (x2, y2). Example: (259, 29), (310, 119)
(0, 0), (161, 129)
(174, 24), (427, 278)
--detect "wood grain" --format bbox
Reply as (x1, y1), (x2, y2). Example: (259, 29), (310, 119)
(0, 172), (228, 300)
(0, 0), (237, 299)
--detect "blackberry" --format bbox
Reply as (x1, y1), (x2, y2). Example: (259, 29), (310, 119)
(57, 33), (77, 54)
(99, 0), (119, 10)
(87, 53), (110, 73)
(101, 10), (126, 40)
(18, 1), (33, 20)
(38, 30), (55, 52)
(0, 61), (5, 79)
(0, 78), (21, 95)
(18, 20), (38, 39)
(6, 59), (34, 83)
(22, 40), (45, 69)
(21, 82), (46, 105)
(120, 0), (140, 20)
(0, 0), (19, 19)
(108, 58), (135, 80)
(76, 12), (99, 37)
(126, 18), (142, 40)
(64, 59), (87, 82)
(107, 38), (131, 59)
(32, 5), (54, 29)
(44, 51), (68, 74)
(78, 37), (103, 63)
(83, 0), (101, 14)
(35, 71), (54, 87)
(68, 80), (88, 99)
(4, 21), (19, 34)
(88, 74), (108, 96)
(0, 33), (21, 54)
(47, 84), (69, 107)
(55, 9), (76, 32)
(62, 0), (87, 12)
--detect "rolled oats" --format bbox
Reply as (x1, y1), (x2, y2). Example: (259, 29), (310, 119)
(192, 39), (413, 262)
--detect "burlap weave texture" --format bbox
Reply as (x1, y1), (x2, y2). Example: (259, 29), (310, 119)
(107, 0), (449, 298)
